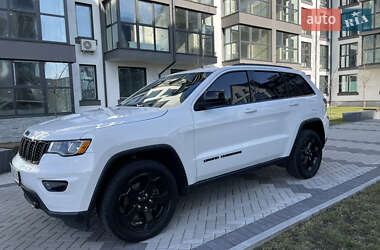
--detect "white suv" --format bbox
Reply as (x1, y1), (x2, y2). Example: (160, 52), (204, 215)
(11, 65), (329, 242)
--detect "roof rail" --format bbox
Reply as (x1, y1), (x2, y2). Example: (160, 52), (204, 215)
(232, 63), (292, 69)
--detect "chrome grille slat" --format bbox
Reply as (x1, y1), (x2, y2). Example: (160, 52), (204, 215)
(18, 137), (50, 164)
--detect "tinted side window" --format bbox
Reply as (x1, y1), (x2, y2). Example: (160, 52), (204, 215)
(283, 73), (315, 97)
(205, 71), (250, 107)
(248, 71), (287, 102)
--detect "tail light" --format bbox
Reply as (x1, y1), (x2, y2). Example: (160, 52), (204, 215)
(323, 97), (328, 111)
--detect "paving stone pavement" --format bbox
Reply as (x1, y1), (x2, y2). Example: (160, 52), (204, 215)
(1, 120), (380, 250)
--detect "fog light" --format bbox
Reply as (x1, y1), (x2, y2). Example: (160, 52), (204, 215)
(42, 180), (68, 192)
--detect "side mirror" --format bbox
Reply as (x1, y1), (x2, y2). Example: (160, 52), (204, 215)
(195, 91), (226, 111)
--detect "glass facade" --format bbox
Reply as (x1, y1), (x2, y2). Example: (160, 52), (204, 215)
(224, 25), (271, 61)
(341, 0), (358, 6)
(339, 75), (357, 94)
(363, 34), (380, 65)
(80, 65), (97, 101)
(0, 60), (73, 117)
(105, 0), (169, 52)
(276, 31), (298, 63)
(119, 67), (146, 98)
(76, 3), (93, 38)
(224, 0), (271, 18)
(0, 0), (67, 42)
(319, 75), (328, 95)
(363, 0), (380, 30)
(277, 0), (299, 24)
(340, 43), (357, 68)
(175, 8), (214, 56)
(301, 42), (311, 68)
(320, 45), (328, 69)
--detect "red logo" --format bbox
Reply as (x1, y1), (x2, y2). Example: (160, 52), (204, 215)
(301, 8), (341, 31)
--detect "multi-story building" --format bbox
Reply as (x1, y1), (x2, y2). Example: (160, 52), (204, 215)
(330, 0), (380, 106)
(0, 0), (377, 142)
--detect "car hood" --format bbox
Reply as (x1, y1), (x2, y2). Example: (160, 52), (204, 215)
(24, 107), (168, 141)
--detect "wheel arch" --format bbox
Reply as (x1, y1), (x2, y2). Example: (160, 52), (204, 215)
(292, 118), (326, 152)
(89, 144), (189, 211)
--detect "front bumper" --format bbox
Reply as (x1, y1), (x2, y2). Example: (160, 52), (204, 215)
(11, 152), (97, 213)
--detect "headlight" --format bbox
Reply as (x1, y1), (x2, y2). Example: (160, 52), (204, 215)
(48, 140), (91, 156)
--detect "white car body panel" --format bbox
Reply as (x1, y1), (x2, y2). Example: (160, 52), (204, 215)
(11, 65), (329, 213)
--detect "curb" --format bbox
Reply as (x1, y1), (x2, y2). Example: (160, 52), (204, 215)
(230, 176), (380, 250)
(0, 149), (16, 174)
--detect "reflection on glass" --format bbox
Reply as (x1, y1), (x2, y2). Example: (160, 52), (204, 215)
(14, 62), (40, 86)
(0, 61), (11, 87)
(121, 72), (210, 108)
(41, 15), (67, 42)
(76, 4), (93, 38)
(188, 33), (200, 54)
(0, 89), (14, 115)
(121, 24), (137, 48)
(40, 0), (64, 15)
(120, 0), (136, 23)
(11, 0), (36, 11)
(139, 26), (154, 50)
(155, 4), (169, 27)
(16, 88), (44, 115)
(0, 11), (8, 37)
(119, 67), (146, 98)
(10, 12), (37, 40)
(176, 31), (186, 53)
(48, 89), (72, 113)
(155, 28), (169, 51)
(45, 63), (70, 87)
(80, 65), (97, 100)
(175, 8), (187, 30)
(138, 1), (153, 25)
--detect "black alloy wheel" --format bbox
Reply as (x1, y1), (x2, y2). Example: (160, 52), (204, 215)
(99, 160), (178, 242)
(287, 129), (323, 179)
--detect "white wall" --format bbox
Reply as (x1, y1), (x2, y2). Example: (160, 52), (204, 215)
(67, 0), (106, 112)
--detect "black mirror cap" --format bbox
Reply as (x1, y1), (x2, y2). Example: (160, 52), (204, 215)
(194, 91), (227, 111)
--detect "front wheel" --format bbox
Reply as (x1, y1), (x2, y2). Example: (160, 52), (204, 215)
(98, 160), (178, 242)
(287, 129), (323, 179)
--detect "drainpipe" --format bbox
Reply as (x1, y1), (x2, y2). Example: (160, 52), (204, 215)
(159, 0), (176, 78)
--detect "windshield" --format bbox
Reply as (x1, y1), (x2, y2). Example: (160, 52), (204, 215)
(120, 72), (211, 108)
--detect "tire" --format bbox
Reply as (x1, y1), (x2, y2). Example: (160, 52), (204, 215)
(287, 129), (323, 179)
(98, 159), (178, 242)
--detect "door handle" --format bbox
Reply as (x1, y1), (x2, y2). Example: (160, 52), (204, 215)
(244, 108), (258, 113)
(289, 103), (299, 107)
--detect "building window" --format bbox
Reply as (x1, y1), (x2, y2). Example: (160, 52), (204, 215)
(191, 0), (214, 6)
(340, 43), (357, 68)
(224, 0), (271, 18)
(301, 42), (311, 68)
(277, 0), (299, 24)
(320, 0), (328, 7)
(224, 25), (271, 61)
(224, 26), (239, 60)
(107, 0), (170, 52)
(339, 75), (357, 94)
(363, 34), (380, 65)
(320, 45), (328, 70)
(118, 67), (146, 98)
(320, 31), (328, 40)
(0, 0), (67, 42)
(319, 75), (329, 95)
(363, 0), (380, 30)
(175, 8), (214, 56)
(79, 65), (98, 101)
(340, 29), (357, 39)
(0, 60), (73, 117)
(76, 3), (93, 39)
(340, 0), (358, 7)
(224, 0), (238, 15)
(276, 31), (298, 63)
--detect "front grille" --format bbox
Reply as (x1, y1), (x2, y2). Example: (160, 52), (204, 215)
(19, 137), (50, 164)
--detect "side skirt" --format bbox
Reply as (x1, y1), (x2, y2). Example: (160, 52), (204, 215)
(186, 157), (289, 193)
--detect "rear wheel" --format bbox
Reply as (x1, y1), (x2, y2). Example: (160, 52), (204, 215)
(287, 129), (323, 179)
(98, 160), (178, 242)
